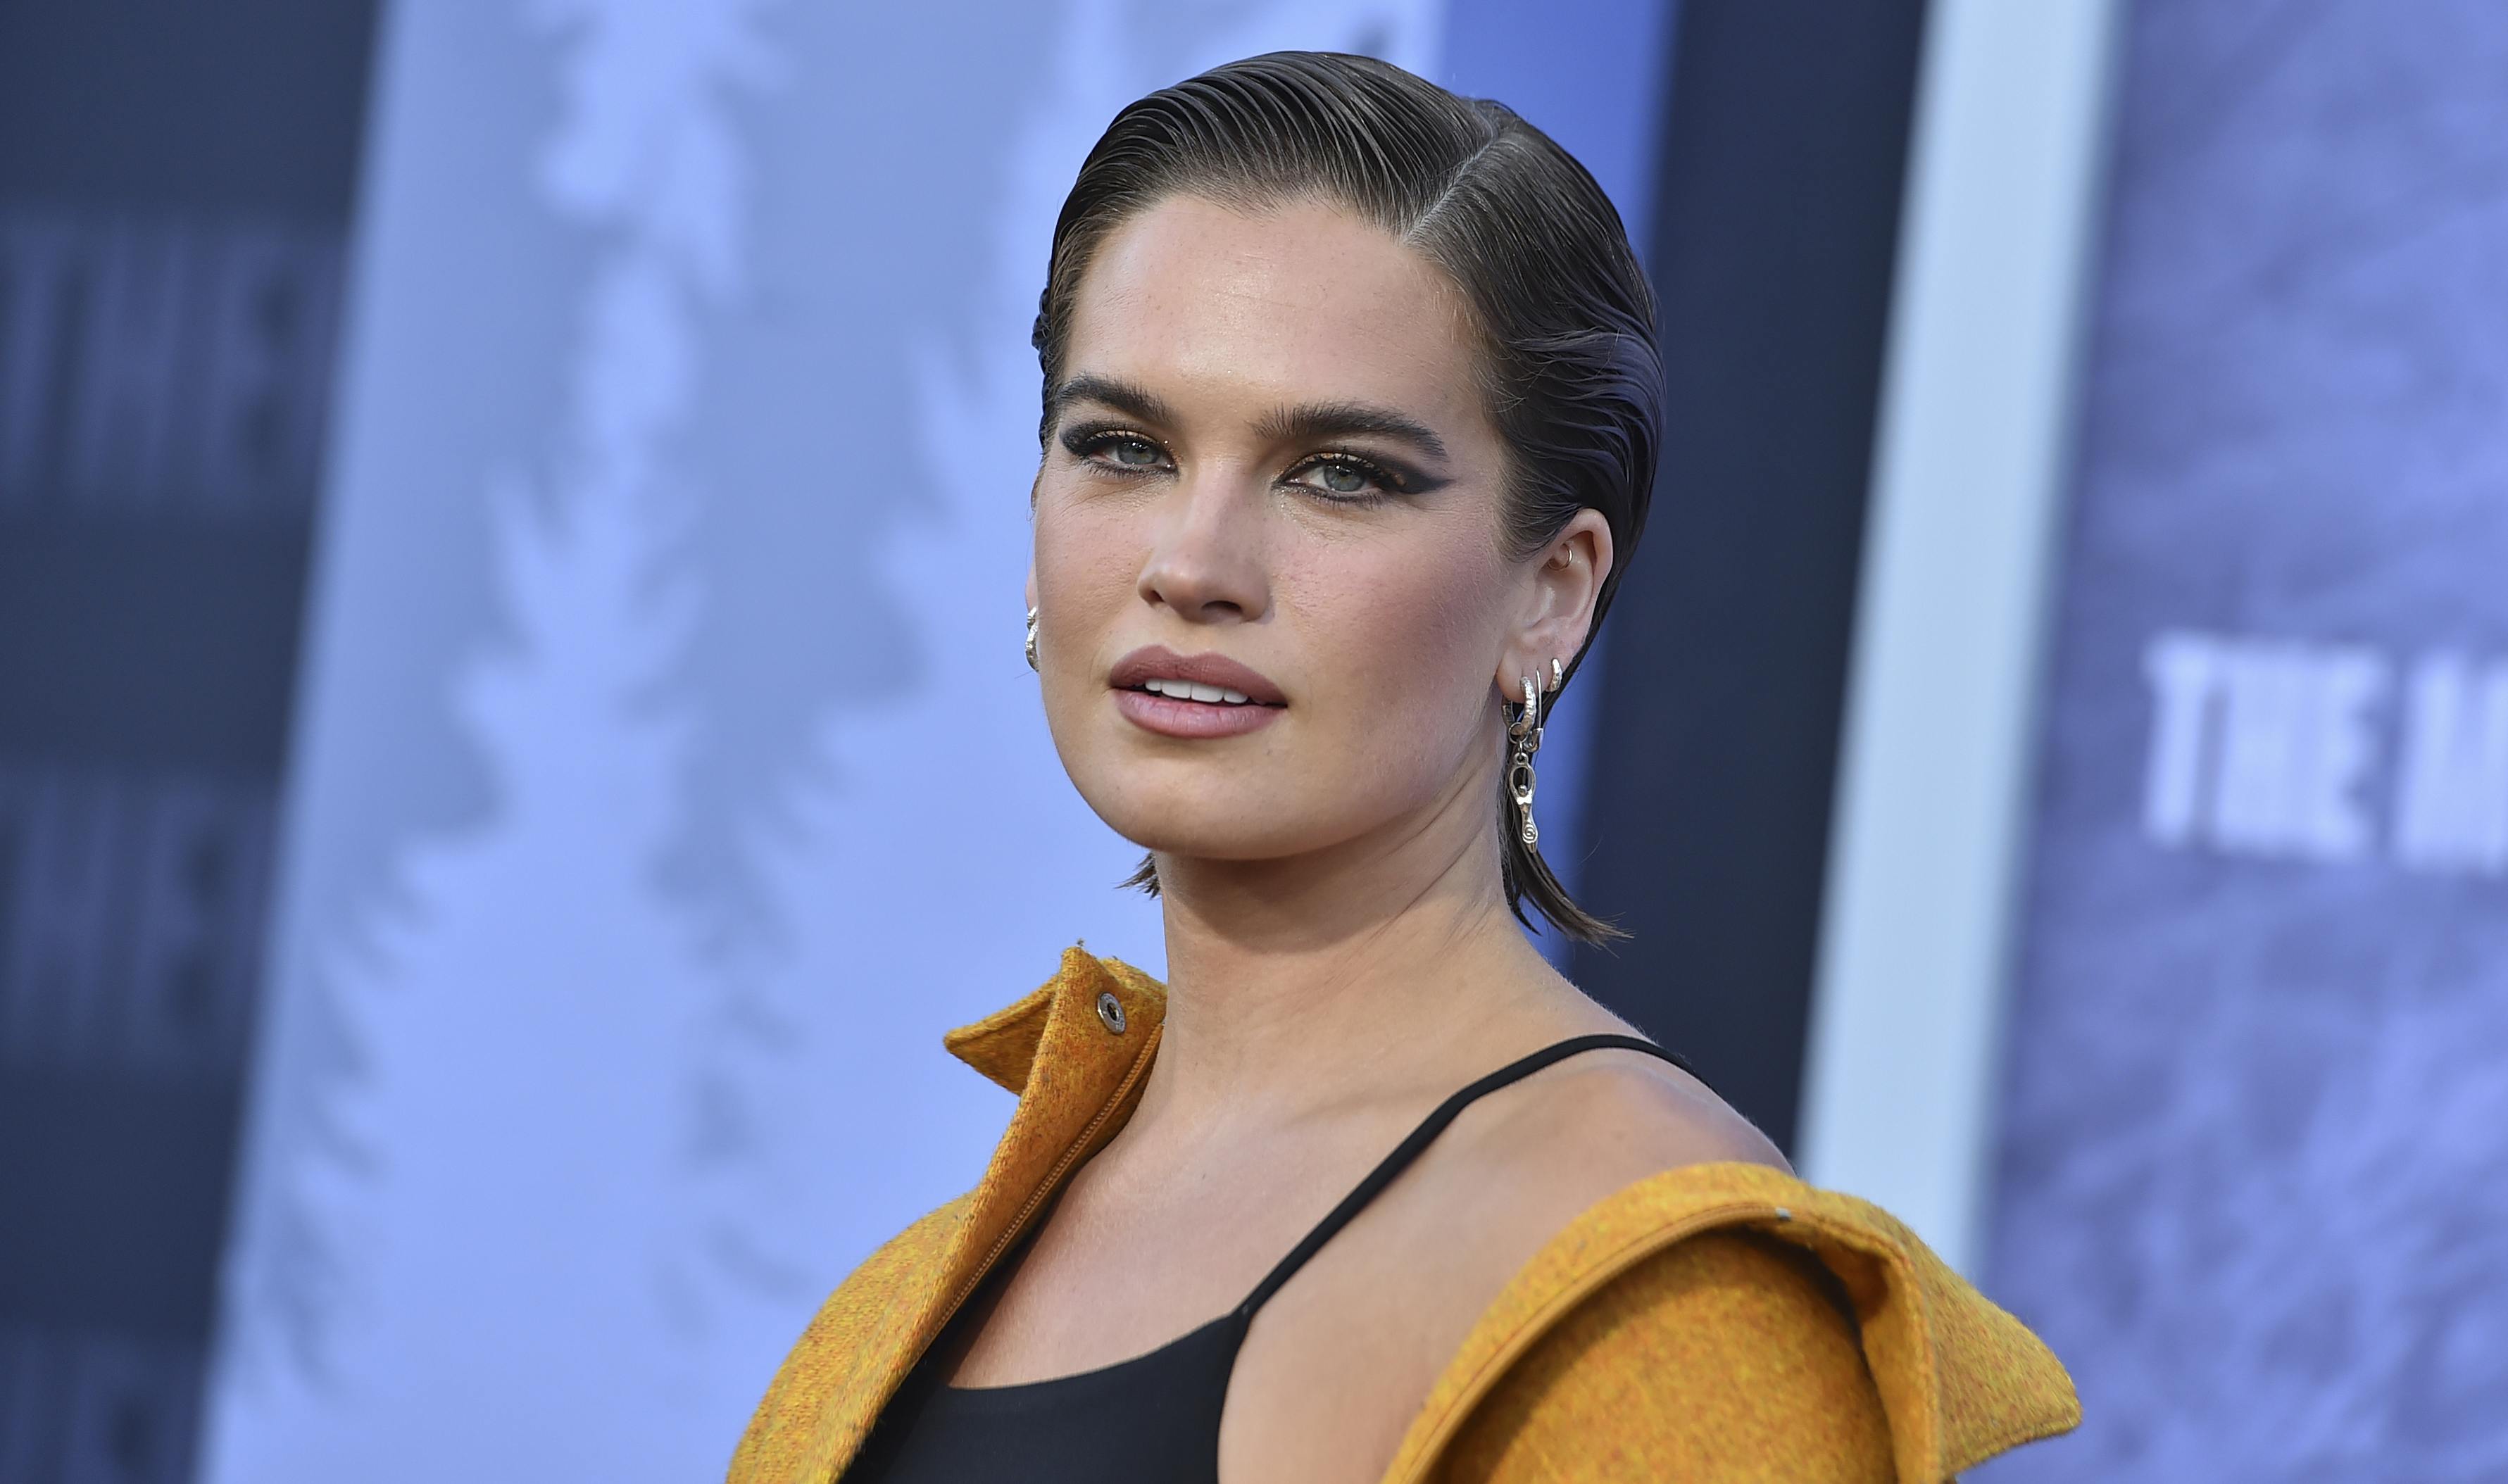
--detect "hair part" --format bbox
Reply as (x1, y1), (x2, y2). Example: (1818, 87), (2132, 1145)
(1036, 51), (1662, 948)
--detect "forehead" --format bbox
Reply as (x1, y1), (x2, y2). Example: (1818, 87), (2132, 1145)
(1065, 193), (1484, 427)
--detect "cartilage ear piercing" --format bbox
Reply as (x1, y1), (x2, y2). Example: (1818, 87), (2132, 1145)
(1025, 607), (1040, 672)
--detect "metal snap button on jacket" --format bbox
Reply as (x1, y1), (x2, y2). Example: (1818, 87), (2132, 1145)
(1096, 991), (1127, 1035)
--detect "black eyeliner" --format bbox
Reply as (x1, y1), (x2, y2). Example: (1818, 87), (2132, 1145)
(1306, 451), (1448, 496)
(1056, 420), (1449, 500)
(1057, 420), (1153, 456)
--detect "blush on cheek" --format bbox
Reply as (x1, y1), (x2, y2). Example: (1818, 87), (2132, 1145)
(1369, 537), (1505, 689)
(1311, 539), (1509, 786)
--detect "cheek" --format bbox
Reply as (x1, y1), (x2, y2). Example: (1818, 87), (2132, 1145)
(1032, 486), (1141, 633)
(1293, 530), (1506, 766)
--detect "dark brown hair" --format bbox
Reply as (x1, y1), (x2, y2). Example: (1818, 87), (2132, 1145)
(1035, 51), (1661, 946)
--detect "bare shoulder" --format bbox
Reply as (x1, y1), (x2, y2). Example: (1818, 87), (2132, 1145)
(1464, 1042), (1791, 1193)
(1294, 1037), (1804, 1457)
(1374, 1036), (1793, 1354)
(1220, 1036), (1806, 1482)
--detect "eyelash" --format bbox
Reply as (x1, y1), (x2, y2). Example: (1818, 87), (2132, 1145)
(1062, 428), (1405, 507)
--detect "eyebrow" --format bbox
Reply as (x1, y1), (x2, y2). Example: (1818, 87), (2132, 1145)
(1252, 399), (1448, 463)
(1046, 375), (1450, 464)
(1045, 373), (1178, 431)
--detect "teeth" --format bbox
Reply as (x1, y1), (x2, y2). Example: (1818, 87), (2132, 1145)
(1143, 677), (1253, 705)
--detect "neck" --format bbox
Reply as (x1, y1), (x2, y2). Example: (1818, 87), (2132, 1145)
(1129, 769), (1572, 1140)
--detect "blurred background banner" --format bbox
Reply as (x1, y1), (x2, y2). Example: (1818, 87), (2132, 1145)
(0, 3), (380, 1480)
(6, 1), (2508, 1481)
(1980, 3), (2508, 1477)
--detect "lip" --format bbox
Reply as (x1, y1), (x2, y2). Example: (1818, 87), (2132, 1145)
(1108, 644), (1287, 740)
(1108, 646), (1288, 706)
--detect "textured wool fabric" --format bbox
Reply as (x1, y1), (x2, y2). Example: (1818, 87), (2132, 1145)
(727, 946), (2079, 1483)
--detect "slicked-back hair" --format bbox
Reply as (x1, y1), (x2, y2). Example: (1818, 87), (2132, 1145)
(1035, 50), (1661, 947)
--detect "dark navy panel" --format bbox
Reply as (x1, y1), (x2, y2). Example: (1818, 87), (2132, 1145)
(0, 2), (379, 1480)
(1570, 1), (1930, 1153)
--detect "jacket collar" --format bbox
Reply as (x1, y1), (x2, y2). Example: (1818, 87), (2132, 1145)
(924, 944), (1167, 1317)
(861, 948), (2073, 1482)
(941, 941), (1167, 1095)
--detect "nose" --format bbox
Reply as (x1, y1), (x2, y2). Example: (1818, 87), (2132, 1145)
(1136, 465), (1269, 624)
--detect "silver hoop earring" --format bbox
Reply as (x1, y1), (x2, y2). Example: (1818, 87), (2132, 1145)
(1024, 606), (1040, 673)
(1507, 674), (1543, 848)
(1548, 657), (1564, 692)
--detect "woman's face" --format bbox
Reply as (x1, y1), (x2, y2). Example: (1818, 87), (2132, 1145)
(1027, 192), (1607, 875)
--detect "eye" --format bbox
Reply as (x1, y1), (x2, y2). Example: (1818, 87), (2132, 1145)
(1062, 427), (1172, 474)
(1285, 453), (1400, 503)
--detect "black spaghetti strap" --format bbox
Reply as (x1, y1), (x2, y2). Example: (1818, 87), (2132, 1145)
(1233, 1033), (1700, 1319)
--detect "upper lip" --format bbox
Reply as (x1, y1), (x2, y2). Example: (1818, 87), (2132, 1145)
(1109, 645), (1288, 706)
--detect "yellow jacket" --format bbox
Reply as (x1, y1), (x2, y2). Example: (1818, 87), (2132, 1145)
(729, 947), (2078, 1482)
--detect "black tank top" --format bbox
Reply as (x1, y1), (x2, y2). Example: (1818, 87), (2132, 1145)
(842, 1033), (1699, 1483)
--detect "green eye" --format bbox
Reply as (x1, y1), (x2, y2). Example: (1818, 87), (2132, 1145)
(1110, 438), (1161, 466)
(1289, 455), (1396, 501)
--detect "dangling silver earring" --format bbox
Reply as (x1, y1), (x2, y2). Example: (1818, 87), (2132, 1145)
(1025, 606), (1040, 672)
(1507, 674), (1543, 848)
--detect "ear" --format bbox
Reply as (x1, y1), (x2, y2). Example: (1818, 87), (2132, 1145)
(1024, 565), (1039, 612)
(1498, 509), (1613, 699)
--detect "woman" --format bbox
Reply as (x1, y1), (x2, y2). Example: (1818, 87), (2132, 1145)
(732, 51), (2076, 1483)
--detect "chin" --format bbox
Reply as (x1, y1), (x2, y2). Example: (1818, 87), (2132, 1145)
(1093, 799), (1320, 864)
